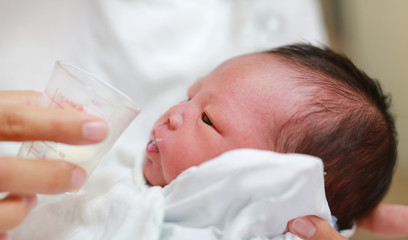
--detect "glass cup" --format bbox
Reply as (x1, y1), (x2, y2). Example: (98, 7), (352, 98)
(18, 61), (140, 182)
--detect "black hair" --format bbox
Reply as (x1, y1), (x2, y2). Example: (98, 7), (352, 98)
(267, 43), (397, 229)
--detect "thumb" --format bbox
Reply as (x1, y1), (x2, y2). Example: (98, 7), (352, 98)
(288, 216), (348, 240)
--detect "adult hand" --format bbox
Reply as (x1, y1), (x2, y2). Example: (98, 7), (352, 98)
(357, 204), (408, 237)
(288, 216), (347, 240)
(288, 204), (408, 239)
(0, 91), (108, 238)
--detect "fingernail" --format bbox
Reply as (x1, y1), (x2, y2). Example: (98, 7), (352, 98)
(82, 121), (108, 141)
(292, 217), (316, 238)
(71, 168), (87, 189)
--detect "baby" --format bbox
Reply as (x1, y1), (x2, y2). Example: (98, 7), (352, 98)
(143, 43), (397, 230)
(9, 43), (397, 239)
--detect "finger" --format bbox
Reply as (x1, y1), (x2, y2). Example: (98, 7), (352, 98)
(288, 216), (347, 240)
(0, 194), (36, 233)
(0, 157), (87, 194)
(0, 104), (108, 144)
(0, 232), (9, 240)
(357, 204), (408, 237)
(0, 91), (42, 106)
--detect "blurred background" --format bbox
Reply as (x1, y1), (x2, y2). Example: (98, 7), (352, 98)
(320, 0), (408, 239)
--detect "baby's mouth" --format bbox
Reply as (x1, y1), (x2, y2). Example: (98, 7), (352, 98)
(146, 134), (162, 153)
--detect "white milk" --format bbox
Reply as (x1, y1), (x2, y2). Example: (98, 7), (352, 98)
(18, 141), (104, 175)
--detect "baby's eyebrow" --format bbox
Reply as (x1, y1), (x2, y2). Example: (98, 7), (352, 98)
(187, 86), (194, 97)
(187, 79), (202, 96)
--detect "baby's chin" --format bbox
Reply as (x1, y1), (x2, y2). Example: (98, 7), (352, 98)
(142, 159), (167, 187)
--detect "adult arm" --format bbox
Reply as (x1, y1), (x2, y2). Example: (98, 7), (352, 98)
(288, 204), (408, 239)
(357, 204), (408, 237)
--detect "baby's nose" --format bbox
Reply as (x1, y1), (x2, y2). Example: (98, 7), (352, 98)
(167, 111), (183, 130)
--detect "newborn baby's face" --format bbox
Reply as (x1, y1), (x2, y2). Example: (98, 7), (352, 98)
(143, 53), (300, 186)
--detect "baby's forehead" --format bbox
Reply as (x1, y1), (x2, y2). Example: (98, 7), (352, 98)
(199, 53), (296, 84)
(191, 52), (305, 107)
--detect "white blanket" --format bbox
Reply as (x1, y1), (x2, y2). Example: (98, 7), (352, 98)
(10, 149), (333, 240)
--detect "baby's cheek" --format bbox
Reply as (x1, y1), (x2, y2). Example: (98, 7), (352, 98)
(143, 157), (166, 186)
(163, 152), (200, 184)
(164, 160), (188, 184)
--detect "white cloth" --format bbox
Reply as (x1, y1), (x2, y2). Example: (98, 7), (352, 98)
(1, 1), (334, 239)
(10, 149), (332, 240)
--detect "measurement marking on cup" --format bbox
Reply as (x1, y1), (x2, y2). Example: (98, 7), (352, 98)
(25, 141), (65, 160)
(85, 104), (106, 117)
(27, 142), (42, 158)
(45, 88), (87, 111)
(45, 88), (61, 108)
(44, 89), (66, 109)
(91, 100), (103, 108)
(42, 141), (66, 158)
(27, 142), (35, 157)
(42, 141), (57, 151)
(45, 89), (65, 109)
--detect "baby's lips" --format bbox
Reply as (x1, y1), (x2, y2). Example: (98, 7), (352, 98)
(148, 131), (163, 153)
(146, 139), (159, 153)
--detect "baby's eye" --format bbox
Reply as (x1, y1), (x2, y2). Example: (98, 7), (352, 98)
(201, 112), (213, 126)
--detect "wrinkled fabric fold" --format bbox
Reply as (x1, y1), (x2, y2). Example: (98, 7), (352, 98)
(162, 149), (331, 239)
(11, 149), (334, 240)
